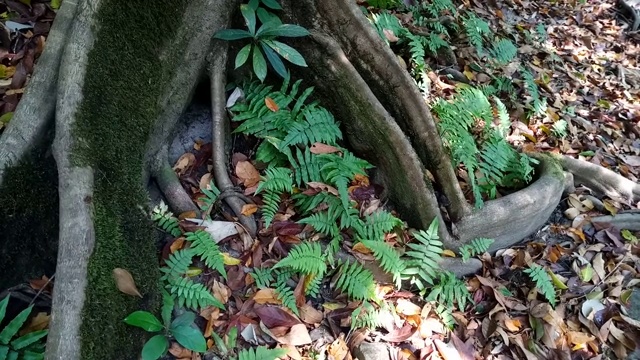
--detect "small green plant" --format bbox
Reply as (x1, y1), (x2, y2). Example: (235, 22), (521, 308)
(551, 119), (568, 138)
(402, 218), (444, 293)
(521, 67), (547, 117)
(237, 346), (288, 360)
(214, 1), (309, 81)
(210, 326), (238, 358)
(151, 201), (182, 237)
(622, 229), (639, 245)
(367, 0), (401, 9)
(426, 271), (472, 310)
(199, 180), (221, 218)
(459, 237), (494, 262)
(489, 38), (517, 66)
(124, 292), (206, 360)
(0, 296), (48, 360)
(524, 264), (556, 306)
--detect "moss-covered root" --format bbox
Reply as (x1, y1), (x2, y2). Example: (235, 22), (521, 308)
(210, 41), (258, 236)
(560, 155), (640, 204)
(289, 0), (470, 222)
(0, 0), (77, 186)
(48, 0), (99, 358)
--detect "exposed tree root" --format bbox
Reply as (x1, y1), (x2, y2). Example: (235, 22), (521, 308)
(560, 155), (640, 204)
(0, 0), (77, 186)
(210, 41), (258, 236)
(591, 212), (640, 231)
(151, 146), (199, 215)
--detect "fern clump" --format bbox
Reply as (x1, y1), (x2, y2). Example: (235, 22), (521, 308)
(489, 38), (517, 66)
(524, 264), (556, 306)
(433, 85), (537, 207)
(237, 346), (288, 360)
(459, 238), (494, 262)
(185, 230), (226, 278)
(426, 271), (472, 310)
(360, 240), (405, 286)
(334, 261), (376, 301)
(402, 219), (443, 292)
(151, 201), (182, 237)
(273, 241), (327, 275)
(0, 296), (48, 359)
(255, 167), (293, 227)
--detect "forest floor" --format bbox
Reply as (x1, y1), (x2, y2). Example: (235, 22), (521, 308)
(1, 0), (640, 359)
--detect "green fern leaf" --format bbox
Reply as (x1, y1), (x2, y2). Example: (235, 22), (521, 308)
(281, 107), (342, 148)
(298, 211), (340, 237)
(489, 38), (517, 66)
(273, 242), (327, 275)
(165, 276), (224, 310)
(185, 230), (226, 279)
(402, 219), (443, 292)
(256, 167), (293, 194)
(262, 190), (281, 228)
(435, 303), (456, 329)
(356, 210), (403, 241)
(151, 201), (182, 237)
(334, 261), (376, 301)
(524, 264), (556, 306)
(274, 280), (299, 316)
(199, 181), (221, 215)
(160, 249), (194, 281)
(250, 267), (274, 289)
(427, 271), (472, 310)
(459, 238), (494, 262)
(238, 346), (288, 360)
(360, 240), (405, 286)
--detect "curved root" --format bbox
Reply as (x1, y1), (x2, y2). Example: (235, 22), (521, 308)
(150, 146), (199, 215)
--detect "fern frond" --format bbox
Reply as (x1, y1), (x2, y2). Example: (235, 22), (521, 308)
(360, 240), (405, 286)
(318, 151), (372, 208)
(256, 167), (293, 194)
(489, 38), (517, 66)
(370, 11), (405, 44)
(463, 13), (491, 54)
(251, 267), (274, 289)
(281, 107), (342, 148)
(521, 67), (547, 116)
(435, 303), (456, 329)
(165, 276), (224, 310)
(262, 190), (281, 228)
(427, 271), (472, 310)
(199, 180), (221, 215)
(334, 261), (376, 301)
(185, 230), (226, 278)
(524, 264), (556, 306)
(356, 210), (403, 241)
(237, 346), (288, 360)
(402, 219), (443, 292)
(273, 242), (327, 275)
(160, 249), (194, 280)
(351, 302), (386, 330)
(151, 201), (182, 237)
(256, 140), (287, 166)
(304, 273), (322, 297)
(298, 211), (340, 237)
(459, 238), (494, 262)
(288, 147), (323, 187)
(275, 279), (299, 316)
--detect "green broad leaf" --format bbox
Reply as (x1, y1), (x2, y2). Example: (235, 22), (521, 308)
(21, 350), (44, 360)
(578, 150), (595, 157)
(259, 24), (309, 38)
(170, 312), (196, 330)
(261, 0), (282, 9)
(248, 0), (259, 10)
(123, 311), (164, 332)
(171, 325), (206, 353)
(264, 40), (307, 67)
(252, 48), (268, 82)
(0, 296), (9, 325)
(210, 332), (228, 354)
(256, 8), (281, 26)
(226, 326), (237, 349)
(622, 229), (639, 245)
(10, 330), (47, 350)
(50, 0), (61, 9)
(236, 44), (252, 69)
(0, 305), (33, 344)
(240, 4), (257, 35)
(260, 42), (287, 78)
(161, 290), (174, 329)
(0, 345), (8, 360)
(213, 29), (253, 41)
(141, 335), (169, 360)
(580, 264), (594, 283)
(0, 112), (13, 125)
(6, 350), (17, 360)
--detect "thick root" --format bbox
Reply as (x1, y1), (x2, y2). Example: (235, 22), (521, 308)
(151, 146), (199, 215)
(0, 0), (77, 186)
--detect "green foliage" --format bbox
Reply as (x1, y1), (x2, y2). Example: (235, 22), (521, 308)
(237, 346), (288, 360)
(160, 249), (194, 281)
(524, 264), (556, 306)
(622, 229), (639, 245)
(459, 238), (494, 262)
(123, 293), (208, 359)
(463, 13), (492, 54)
(214, 2), (309, 81)
(185, 230), (226, 278)
(521, 67), (547, 116)
(402, 219), (443, 292)
(351, 302), (386, 330)
(274, 276), (299, 316)
(251, 267), (275, 289)
(317, 151), (372, 208)
(211, 326), (238, 357)
(355, 210), (403, 241)
(256, 167), (293, 228)
(551, 120), (568, 138)
(370, 11), (404, 45)
(426, 271), (472, 310)
(433, 85), (537, 207)
(198, 181), (221, 216)
(299, 211), (341, 237)
(335, 261), (376, 301)
(0, 296), (47, 360)
(273, 242), (327, 275)
(151, 201), (182, 237)
(435, 303), (456, 329)
(489, 39), (517, 66)
(281, 107), (342, 148)
(360, 240), (405, 286)
(368, 0), (401, 9)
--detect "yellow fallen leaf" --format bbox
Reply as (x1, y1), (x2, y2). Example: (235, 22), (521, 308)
(352, 242), (372, 255)
(253, 288), (281, 305)
(112, 268), (142, 298)
(241, 204), (258, 216)
(222, 252), (241, 266)
(322, 302), (345, 311)
(442, 249), (456, 257)
(548, 270), (568, 290)
(186, 267), (202, 277)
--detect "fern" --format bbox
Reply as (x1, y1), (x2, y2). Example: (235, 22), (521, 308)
(463, 13), (491, 54)
(459, 238), (494, 262)
(351, 301), (385, 330)
(199, 180), (221, 215)
(426, 271), (472, 310)
(287, 147), (323, 187)
(551, 120), (568, 138)
(274, 278), (299, 316)
(368, 0), (400, 9)
(151, 201), (182, 237)
(521, 67), (547, 116)
(304, 273), (322, 297)
(334, 261), (376, 301)
(435, 303), (456, 329)
(251, 267), (274, 289)
(160, 249), (194, 281)
(281, 107), (342, 148)
(256, 140), (287, 167)
(165, 276), (224, 310)
(355, 210), (403, 241)
(317, 150), (372, 208)
(299, 211), (340, 237)
(185, 230), (226, 279)
(237, 346), (288, 360)
(489, 38), (517, 66)
(402, 219), (443, 292)
(524, 264), (556, 306)
(0, 296), (48, 360)
(370, 11), (405, 45)
(261, 190), (281, 229)
(360, 240), (405, 286)
(295, 192), (360, 230)
(273, 242), (327, 275)
(256, 167), (293, 228)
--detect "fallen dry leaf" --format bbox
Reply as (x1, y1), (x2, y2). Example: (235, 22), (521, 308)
(299, 303), (324, 325)
(173, 153), (196, 175)
(253, 288), (282, 305)
(112, 268), (142, 298)
(265, 96), (279, 112)
(241, 204), (258, 216)
(222, 252), (242, 266)
(271, 323), (312, 346)
(235, 161), (261, 188)
(211, 280), (231, 304)
(309, 142), (340, 154)
(328, 335), (349, 360)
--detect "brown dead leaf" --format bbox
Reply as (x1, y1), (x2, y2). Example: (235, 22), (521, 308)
(29, 275), (51, 291)
(170, 238), (186, 253)
(241, 204), (258, 216)
(352, 242), (373, 255)
(271, 323), (312, 346)
(211, 280), (231, 304)
(309, 142), (340, 154)
(112, 268), (142, 298)
(169, 341), (192, 359)
(236, 161), (261, 187)
(328, 335), (349, 360)
(265, 97), (279, 112)
(283, 344), (302, 360)
(178, 211), (197, 220)
(299, 303), (323, 325)
(306, 181), (339, 196)
(173, 153), (196, 175)
(19, 312), (49, 336)
(253, 288), (281, 305)
(396, 299), (421, 316)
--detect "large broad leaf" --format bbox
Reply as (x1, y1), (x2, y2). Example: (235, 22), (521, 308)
(257, 8), (281, 25)
(171, 325), (206, 353)
(170, 312), (196, 330)
(236, 44), (252, 69)
(240, 4), (257, 35)
(21, 350), (44, 360)
(259, 24), (309, 38)
(123, 311), (163, 332)
(252, 48), (268, 82)
(260, 42), (287, 78)
(0, 345), (8, 359)
(0, 297), (9, 325)
(261, 0), (282, 10)
(264, 40), (307, 67)
(213, 29), (253, 41)
(0, 305), (33, 344)
(141, 335), (169, 360)
(10, 330), (47, 350)
(161, 290), (174, 329)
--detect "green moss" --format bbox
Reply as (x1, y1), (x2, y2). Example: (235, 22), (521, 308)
(71, 1), (188, 359)
(0, 141), (58, 289)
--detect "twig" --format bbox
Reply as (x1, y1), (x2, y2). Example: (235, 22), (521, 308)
(28, 274), (55, 307)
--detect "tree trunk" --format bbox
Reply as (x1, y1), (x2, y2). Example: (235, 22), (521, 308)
(0, 0), (636, 358)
